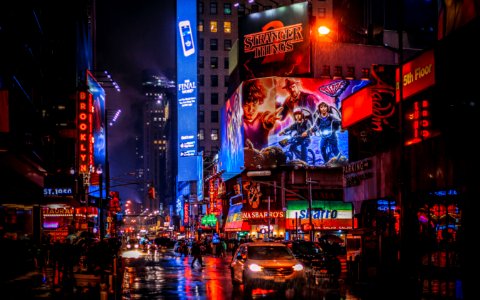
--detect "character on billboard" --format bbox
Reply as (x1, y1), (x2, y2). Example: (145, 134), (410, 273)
(278, 109), (312, 163)
(242, 80), (283, 150)
(309, 101), (342, 164)
(278, 78), (318, 122)
(244, 181), (262, 209)
(227, 91), (243, 162)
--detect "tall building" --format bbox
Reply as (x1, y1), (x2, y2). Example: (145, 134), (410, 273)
(141, 70), (176, 220)
(197, 0), (436, 179)
(0, 0), (98, 241)
(197, 0), (299, 180)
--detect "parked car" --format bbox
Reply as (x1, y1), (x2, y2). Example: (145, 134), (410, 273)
(154, 237), (175, 251)
(284, 240), (341, 286)
(230, 241), (306, 296)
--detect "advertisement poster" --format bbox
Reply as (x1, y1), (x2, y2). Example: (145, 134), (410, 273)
(239, 2), (310, 80)
(286, 200), (353, 230)
(177, 0), (198, 182)
(227, 76), (369, 170)
(87, 71), (106, 199)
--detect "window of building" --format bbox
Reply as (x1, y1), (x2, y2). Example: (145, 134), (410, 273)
(210, 20), (218, 32)
(224, 21), (232, 33)
(210, 56), (218, 69)
(211, 146), (219, 153)
(199, 110), (205, 123)
(198, 2), (204, 14)
(224, 75), (229, 87)
(211, 93), (219, 105)
(199, 38), (204, 51)
(361, 68), (370, 79)
(317, 8), (326, 18)
(224, 3), (232, 15)
(198, 75), (204, 86)
(322, 65), (331, 77)
(210, 1), (217, 15)
(224, 57), (229, 69)
(211, 75), (218, 87)
(238, 4), (246, 16)
(224, 39), (232, 51)
(198, 128), (205, 140)
(346, 66), (355, 79)
(199, 93), (205, 105)
(198, 20), (204, 32)
(334, 65), (343, 78)
(199, 56), (204, 68)
(210, 38), (218, 51)
(211, 129), (219, 141)
(211, 111), (219, 123)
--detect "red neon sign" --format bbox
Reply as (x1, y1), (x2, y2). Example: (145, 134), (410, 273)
(77, 91), (93, 174)
(405, 99), (431, 146)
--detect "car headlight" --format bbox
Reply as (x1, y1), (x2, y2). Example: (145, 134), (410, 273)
(248, 264), (263, 272)
(293, 264), (304, 271)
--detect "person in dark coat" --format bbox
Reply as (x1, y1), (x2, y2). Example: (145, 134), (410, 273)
(190, 240), (204, 268)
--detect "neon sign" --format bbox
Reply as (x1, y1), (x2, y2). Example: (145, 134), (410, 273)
(405, 99), (431, 146)
(77, 91), (93, 174)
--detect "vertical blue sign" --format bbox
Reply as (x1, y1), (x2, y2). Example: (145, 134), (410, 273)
(87, 71), (106, 198)
(177, 0), (198, 182)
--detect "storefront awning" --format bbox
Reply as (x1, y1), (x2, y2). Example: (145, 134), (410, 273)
(224, 203), (250, 232)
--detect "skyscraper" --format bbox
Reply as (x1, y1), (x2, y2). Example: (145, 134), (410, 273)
(141, 70), (176, 217)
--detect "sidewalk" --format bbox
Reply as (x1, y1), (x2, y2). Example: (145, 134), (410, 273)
(1, 264), (122, 300)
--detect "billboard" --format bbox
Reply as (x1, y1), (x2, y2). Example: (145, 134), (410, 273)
(219, 89), (244, 180)
(285, 200), (353, 230)
(396, 50), (435, 101)
(222, 76), (369, 171)
(224, 204), (244, 232)
(437, 0), (480, 40)
(176, 0), (198, 182)
(87, 70), (106, 199)
(239, 2), (310, 80)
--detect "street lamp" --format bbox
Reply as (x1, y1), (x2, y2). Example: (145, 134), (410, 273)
(97, 164), (105, 240)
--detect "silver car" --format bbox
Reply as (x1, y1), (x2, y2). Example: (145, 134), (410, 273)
(230, 241), (306, 296)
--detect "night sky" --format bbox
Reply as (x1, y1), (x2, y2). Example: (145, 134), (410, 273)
(95, 0), (176, 202)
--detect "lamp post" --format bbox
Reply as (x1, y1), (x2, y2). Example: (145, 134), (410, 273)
(306, 177), (317, 242)
(97, 165), (105, 240)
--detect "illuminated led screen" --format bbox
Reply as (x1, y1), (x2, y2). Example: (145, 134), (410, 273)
(87, 70), (106, 199)
(176, 0), (198, 182)
(229, 76), (369, 170)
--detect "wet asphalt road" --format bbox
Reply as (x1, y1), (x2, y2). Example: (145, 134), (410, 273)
(119, 249), (359, 300)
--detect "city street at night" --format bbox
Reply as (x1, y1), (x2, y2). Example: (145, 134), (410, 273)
(1, 1), (475, 299)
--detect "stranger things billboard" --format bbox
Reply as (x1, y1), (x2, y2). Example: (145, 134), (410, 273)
(219, 76), (370, 174)
(239, 1), (310, 80)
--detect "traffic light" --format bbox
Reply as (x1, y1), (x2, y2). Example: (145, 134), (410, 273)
(148, 186), (156, 200)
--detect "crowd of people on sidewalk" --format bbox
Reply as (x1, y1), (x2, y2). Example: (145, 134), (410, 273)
(1, 230), (122, 299)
